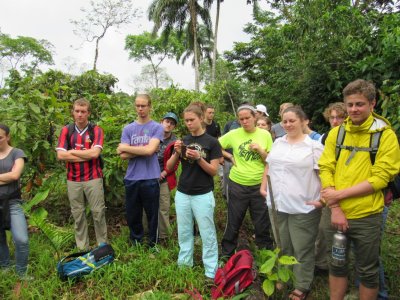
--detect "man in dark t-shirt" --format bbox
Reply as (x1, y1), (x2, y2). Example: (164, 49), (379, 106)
(204, 105), (221, 138)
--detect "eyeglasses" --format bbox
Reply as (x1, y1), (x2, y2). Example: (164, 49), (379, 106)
(135, 104), (149, 108)
(329, 116), (344, 120)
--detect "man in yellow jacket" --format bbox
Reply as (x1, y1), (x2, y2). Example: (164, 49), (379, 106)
(318, 79), (400, 300)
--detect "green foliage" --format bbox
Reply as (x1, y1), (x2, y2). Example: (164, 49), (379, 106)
(150, 86), (204, 137)
(380, 79), (400, 132)
(125, 31), (184, 89)
(0, 33), (53, 72)
(22, 189), (75, 258)
(256, 248), (298, 297)
(1, 188), (400, 298)
(224, 1), (400, 129)
(0, 68), (128, 204)
(148, 0), (213, 90)
(179, 23), (214, 68)
(125, 31), (184, 64)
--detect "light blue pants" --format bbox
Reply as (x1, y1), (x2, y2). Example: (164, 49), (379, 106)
(175, 190), (218, 278)
(0, 199), (29, 276)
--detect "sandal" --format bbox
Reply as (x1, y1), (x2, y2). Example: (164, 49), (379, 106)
(288, 289), (309, 300)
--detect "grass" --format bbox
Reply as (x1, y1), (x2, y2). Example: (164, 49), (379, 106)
(1, 184), (399, 299)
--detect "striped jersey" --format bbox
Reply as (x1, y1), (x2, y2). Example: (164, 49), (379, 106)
(56, 124), (103, 181)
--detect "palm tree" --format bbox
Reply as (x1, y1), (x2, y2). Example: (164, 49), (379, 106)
(211, 0), (223, 82)
(180, 24), (214, 69)
(148, 0), (212, 91)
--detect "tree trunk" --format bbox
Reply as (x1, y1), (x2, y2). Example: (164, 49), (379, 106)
(211, 0), (220, 83)
(93, 37), (100, 71)
(151, 62), (159, 89)
(189, 0), (200, 91)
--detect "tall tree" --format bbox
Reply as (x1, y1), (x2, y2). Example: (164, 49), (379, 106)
(0, 33), (53, 71)
(71, 0), (140, 71)
(179, 24), (213, 68)
(125, 31), (184, 88)
(131, 64), (172, 92)
(148, 0), (212, 91)
(211, 0), (223, 82)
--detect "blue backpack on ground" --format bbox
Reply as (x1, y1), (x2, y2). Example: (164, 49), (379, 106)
(57, 243), (115, 280)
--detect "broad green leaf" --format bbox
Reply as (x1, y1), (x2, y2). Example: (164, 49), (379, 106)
(262, 279), (275, 296)
(23, 189), (50, 212)
(28, 207), (48, 226)
(260, 256), (276, 274)
(28, 103), (41, 114)
(231, 292), (250, 300)
(32, 140), (40, 152)
(279, 255), (298, 265)
(278, 267), (291, 282)
(267, 273), (279, 281)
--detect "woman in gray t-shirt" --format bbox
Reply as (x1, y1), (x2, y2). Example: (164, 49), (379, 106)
(0, 124), (29, 278)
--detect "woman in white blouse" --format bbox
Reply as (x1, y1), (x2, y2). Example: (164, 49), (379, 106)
(260, 106), (323, 300)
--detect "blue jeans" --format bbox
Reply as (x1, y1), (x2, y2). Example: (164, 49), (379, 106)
(124, 179), (160, 247)
(377, 205), (389, 299)
(175, 190), (218, 278)
(0, 199), (29, 276)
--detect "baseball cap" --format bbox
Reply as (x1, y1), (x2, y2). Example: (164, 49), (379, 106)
(256, 104), (269, 116)
(162, 112), (179, 124)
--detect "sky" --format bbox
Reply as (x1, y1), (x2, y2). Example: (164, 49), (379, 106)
(0, 0), (267, 94)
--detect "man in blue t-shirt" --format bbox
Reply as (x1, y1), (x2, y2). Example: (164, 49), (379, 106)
(117, 94), (164, 247)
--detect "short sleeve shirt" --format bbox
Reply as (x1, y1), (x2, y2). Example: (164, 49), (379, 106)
(266, 135), (323, 214)
(0, 148), (27, 199)
(121, 120), (164, 181)
(271, 123), (286, 139)
(206, 120), (221, 138)
(219, 128), (273, 186)
(178, 133), (222, 195)
(56, 124), (104, 182)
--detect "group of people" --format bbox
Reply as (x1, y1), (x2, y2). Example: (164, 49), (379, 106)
(1, 79), (399, 300)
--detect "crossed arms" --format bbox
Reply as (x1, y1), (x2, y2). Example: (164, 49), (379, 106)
(0, 158), (25, 185)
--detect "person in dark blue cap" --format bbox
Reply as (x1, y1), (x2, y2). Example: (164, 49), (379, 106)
(157, 112), (179, 242)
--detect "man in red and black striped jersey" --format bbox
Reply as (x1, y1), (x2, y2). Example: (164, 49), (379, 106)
(56, 98), (107, 250)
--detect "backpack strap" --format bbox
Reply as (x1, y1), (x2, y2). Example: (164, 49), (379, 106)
(335, 125), (382, 166)
(370, 131), (382, 165)
(335, 125), (346, 161)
